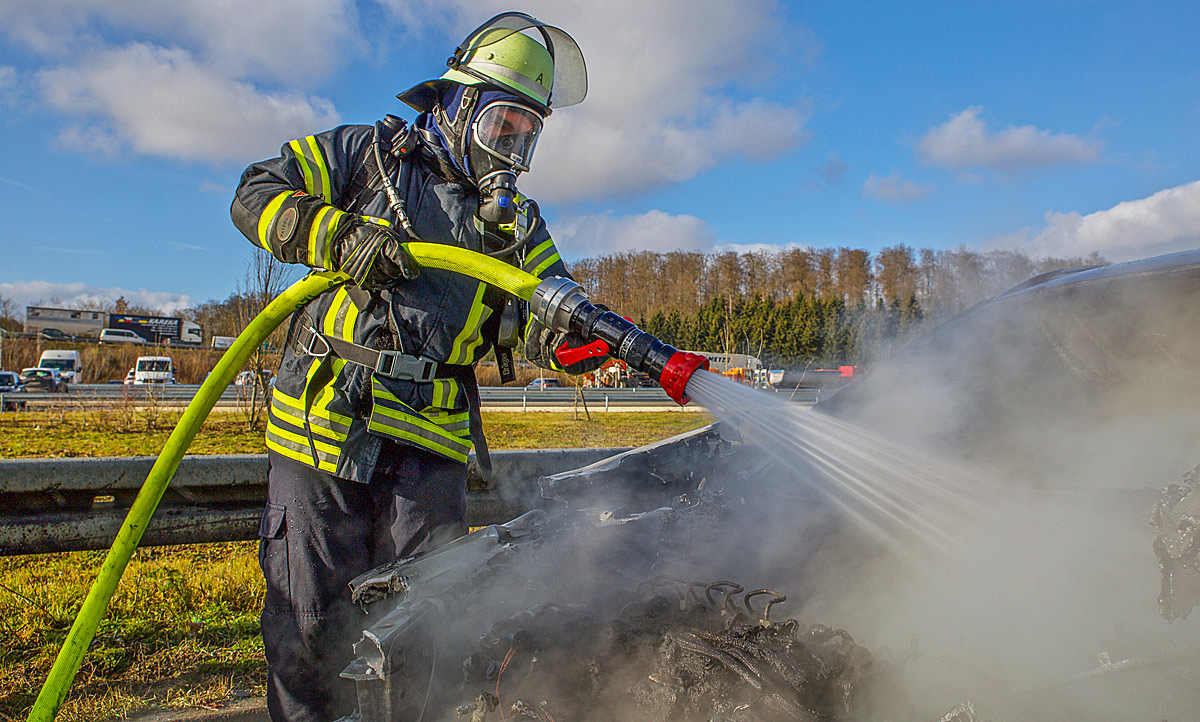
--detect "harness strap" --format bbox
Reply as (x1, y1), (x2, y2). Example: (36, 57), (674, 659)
(294, 320), (471, 382)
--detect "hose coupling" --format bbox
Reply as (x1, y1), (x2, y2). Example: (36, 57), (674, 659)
(531, 277), (589, 334)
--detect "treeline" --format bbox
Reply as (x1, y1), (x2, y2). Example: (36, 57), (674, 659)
(572, 245), (1106, 366)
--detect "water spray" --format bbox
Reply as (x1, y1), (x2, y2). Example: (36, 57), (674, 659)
(530, 277), (710, 404)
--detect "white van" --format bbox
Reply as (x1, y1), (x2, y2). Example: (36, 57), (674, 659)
(134, 356), (175, 384)
(210, 335), (237, 349)
(100, 328), (146, 345)
(37, 350), (82, 383)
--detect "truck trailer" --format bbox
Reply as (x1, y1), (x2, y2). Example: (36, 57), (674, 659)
(25, 306), (202, 345)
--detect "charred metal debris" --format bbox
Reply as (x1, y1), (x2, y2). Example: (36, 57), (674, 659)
(1153, 461), (1200, 621)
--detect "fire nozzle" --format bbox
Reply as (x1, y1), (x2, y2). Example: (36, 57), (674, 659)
(531, 277), (710, 405)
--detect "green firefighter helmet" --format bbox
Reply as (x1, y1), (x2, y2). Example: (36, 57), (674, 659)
(398, 11), (586, 116)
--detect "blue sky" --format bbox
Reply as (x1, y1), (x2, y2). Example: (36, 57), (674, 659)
(1, 0), (1197, 313)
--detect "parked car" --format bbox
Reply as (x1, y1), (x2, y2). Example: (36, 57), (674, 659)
(235, 369), (274, 388)
(38, 349), (82, 382)
(133, 356), (174, 384)
(19, 367), (67, 393)
(525, 377), (563, 390)
(0, 371), (27, 411)
(37, 328), (72, 342)
(99, 328), (146, 345)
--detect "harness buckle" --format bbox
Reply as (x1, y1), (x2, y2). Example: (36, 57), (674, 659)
(375, 350), (438, 382)
(298, 326), (330, 359)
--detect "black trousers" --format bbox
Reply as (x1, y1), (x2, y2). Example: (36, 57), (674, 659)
(259, 443), (467, 722)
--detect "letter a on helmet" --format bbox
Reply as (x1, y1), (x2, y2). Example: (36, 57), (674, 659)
(398, 12), (586, 117)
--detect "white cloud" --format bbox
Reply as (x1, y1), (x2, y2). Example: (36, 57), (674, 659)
(0, 280), (194, 315)
(917, 106), (1100, 173)
(1017, 180), (1200, 261)
(5, 0), (812, 196)
(862, 171), (934, 204)
(384, 0), (813, 202)
(38, 44), (340, 163)
(713, 241), (803, 255)
(1, 0), (354, 84)
(554, 210), (718, 257)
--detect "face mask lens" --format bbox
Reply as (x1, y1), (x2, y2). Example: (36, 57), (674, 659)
(474, 103), (542, 169)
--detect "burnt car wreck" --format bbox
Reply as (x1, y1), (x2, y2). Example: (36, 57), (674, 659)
(327, 423), (1199, 722)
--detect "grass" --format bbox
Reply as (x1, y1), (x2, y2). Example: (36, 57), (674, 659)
(0, 409), (710, 459)
(0, 408), (712, 721)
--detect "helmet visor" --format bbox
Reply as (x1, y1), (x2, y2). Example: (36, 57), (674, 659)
(472, 102), (543, 172)
(455, 13), (587, 109)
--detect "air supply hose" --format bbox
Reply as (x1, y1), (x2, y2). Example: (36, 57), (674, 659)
(28, 242), (701, 721)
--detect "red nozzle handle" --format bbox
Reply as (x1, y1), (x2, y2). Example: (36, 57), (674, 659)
(659, 351), (710, 405)
(555, 338), (610, 367)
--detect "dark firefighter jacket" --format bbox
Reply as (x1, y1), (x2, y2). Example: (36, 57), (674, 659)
(231, 119), (569, 483)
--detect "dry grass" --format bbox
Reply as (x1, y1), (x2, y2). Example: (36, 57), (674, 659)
(0, 543), (265, 722)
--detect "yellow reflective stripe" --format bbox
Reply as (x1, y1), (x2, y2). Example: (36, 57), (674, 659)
(422, 408), (471, 434)
(308, 205), (344, 269)
(266, 437), (338, 473)
(288, 140), (316, 199)
(371, 383), (472, 460)
(359, 215), (391, 227)
(532, 251), (562, 278)
(266, 423), (339, 472)
(257, 191), (293, 250)
(525, 239), (554, 266)
(367, 418), (470, 463)
(270, 396), (347, 442)
(305, 135), (331, 203)
(271, 385), (353, 427)
(267, 419), (341, 457)
(431, 379), (460, 408)
(288, 136), (331, 203)
(446, 283), (491, 364)
(266, 435), (324, 468)
(371, 402), (471, 444)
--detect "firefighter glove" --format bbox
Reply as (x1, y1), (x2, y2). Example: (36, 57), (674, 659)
(334, 219), (420, 288)
(525, 318), (607, 375)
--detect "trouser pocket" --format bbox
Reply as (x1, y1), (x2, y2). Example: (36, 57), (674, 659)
(258, 502), (290, 613)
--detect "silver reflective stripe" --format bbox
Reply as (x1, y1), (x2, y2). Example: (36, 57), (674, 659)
(370, 384), (471, 461)
(270, 396), (348, 441)
(523, 239), (559, 275)
(266, 423), (340, 468)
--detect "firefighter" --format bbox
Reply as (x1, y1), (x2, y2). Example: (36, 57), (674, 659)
(229, 13), (599, 722)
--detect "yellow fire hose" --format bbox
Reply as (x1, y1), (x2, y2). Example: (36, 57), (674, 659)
(28, 244), (544, 722)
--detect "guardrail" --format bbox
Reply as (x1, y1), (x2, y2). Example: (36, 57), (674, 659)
(0, 384), (824, 410)
(0, 448), (631, 555)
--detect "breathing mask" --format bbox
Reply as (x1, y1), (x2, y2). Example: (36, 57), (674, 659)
(471, 100), (542, 224)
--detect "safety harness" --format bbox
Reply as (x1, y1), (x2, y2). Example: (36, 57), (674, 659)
(290, 117), (510, 478)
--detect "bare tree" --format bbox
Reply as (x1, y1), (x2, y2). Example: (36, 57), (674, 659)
(235, 250), (297, 427)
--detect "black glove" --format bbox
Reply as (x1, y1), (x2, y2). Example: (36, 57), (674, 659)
(334, 218), (419, 288)
(525, 319), (608, 375)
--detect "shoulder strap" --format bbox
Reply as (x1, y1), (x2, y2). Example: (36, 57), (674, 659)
(342, 116), (414, 213)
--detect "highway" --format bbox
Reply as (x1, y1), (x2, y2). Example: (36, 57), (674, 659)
(0, 382), (827, 410)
